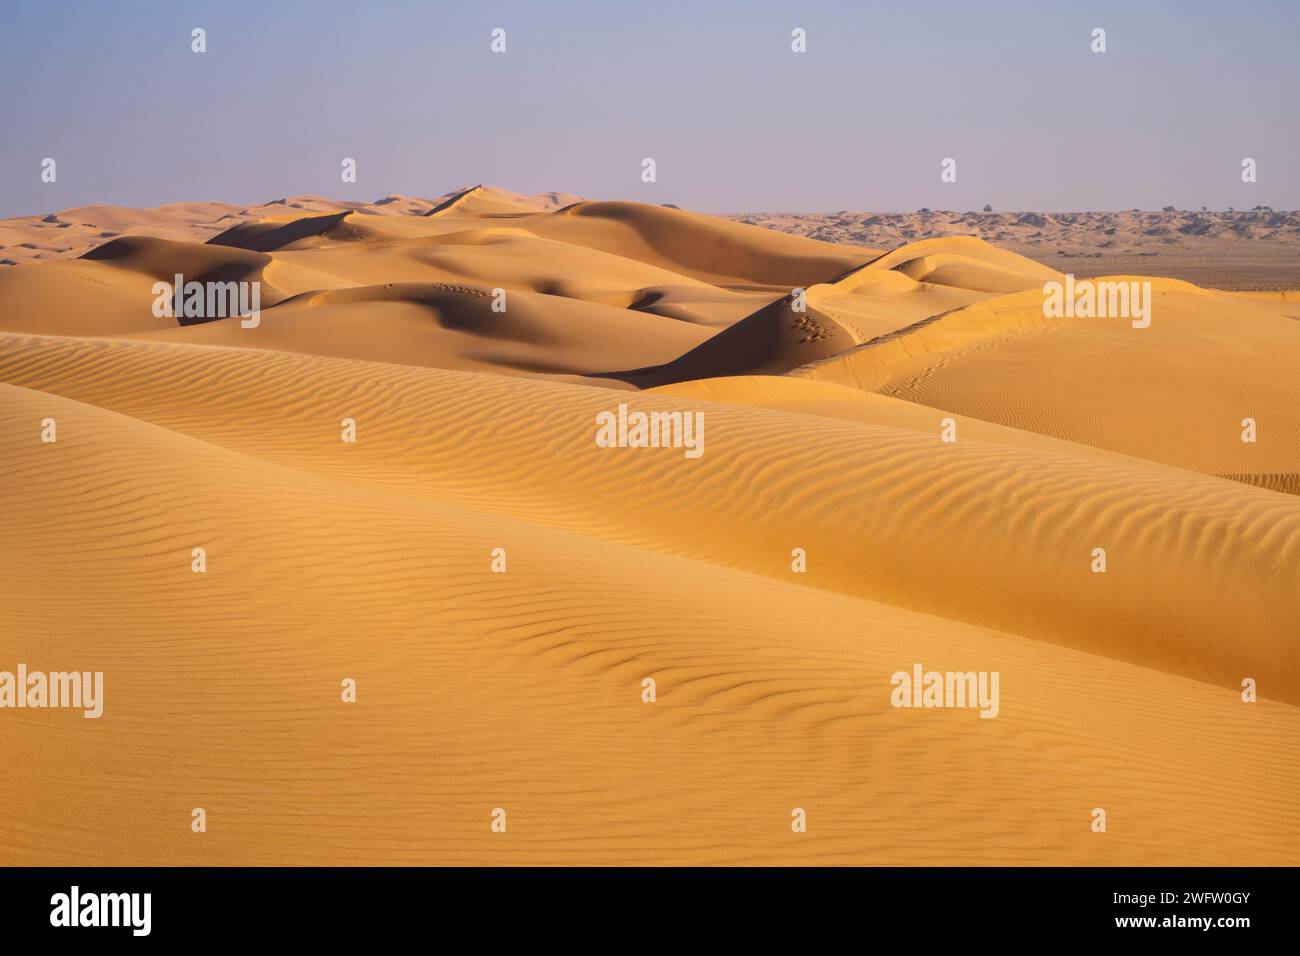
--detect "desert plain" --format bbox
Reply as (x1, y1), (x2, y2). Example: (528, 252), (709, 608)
(0, 185), (1297, 865)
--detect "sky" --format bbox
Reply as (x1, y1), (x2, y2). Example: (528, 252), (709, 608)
(1, 0), (1297, 217)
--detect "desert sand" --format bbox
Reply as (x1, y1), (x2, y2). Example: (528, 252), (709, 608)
(1, 186), (1297, 865)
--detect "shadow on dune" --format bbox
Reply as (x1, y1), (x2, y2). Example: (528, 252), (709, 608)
(589, 294), (857, 388)
(207, 210), (356, 252)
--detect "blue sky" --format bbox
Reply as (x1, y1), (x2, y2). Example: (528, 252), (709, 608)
(1, 0), (1297, 215)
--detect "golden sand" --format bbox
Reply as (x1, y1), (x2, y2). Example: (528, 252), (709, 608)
(1, 187), (1296, 864)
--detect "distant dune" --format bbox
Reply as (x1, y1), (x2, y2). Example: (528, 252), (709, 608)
(726, 208), (1300, 290)
(0, 185), (571, 267)
(1, 187), (1297, 865)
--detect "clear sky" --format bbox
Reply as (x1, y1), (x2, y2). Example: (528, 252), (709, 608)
(2, 0), (1297, 217)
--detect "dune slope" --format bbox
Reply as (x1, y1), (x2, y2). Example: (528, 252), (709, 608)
(797, 280), (1300, 487)
(2, 351), (1298, 867)
(2, 332), (1296, 703)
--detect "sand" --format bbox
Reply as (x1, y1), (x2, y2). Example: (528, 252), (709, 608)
(1, 188), (1297, 865)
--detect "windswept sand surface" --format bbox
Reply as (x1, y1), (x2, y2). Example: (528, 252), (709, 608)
(1, 187), (1297, 865)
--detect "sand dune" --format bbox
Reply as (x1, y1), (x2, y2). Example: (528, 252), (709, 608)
(796, 280), (1300, 487)
(0, 236), (296, 336)
(862, 235), (1062, 293)
(3, 331), (1296, 699)
(0, 187), (576, 267)
(1, 187), (1296, 866)
(425, 184), (569, 218)
(590, 236), (1058, 385)
(124, 283), (716, 379)
(522, 200), (877, 289)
